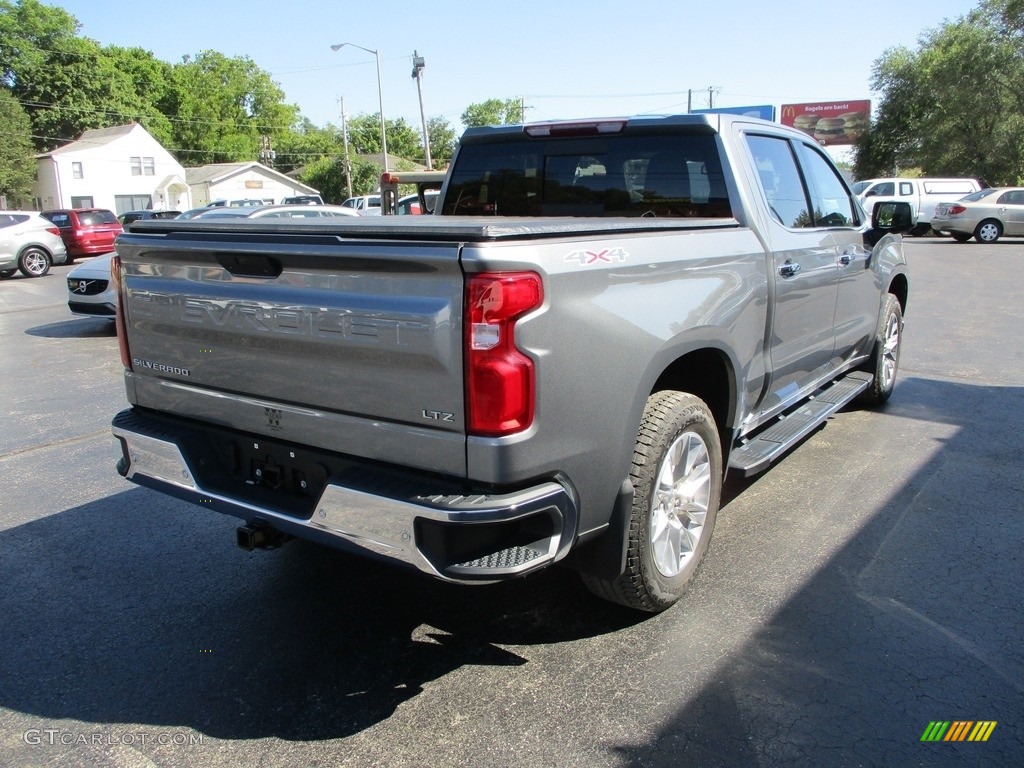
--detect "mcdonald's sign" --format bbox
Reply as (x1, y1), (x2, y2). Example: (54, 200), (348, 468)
(780, 99), (871, 146)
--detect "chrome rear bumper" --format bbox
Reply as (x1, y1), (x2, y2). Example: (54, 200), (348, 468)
(112, 409), (576, 583)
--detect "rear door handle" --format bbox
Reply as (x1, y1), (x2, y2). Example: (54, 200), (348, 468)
(779, 261), (801, 278)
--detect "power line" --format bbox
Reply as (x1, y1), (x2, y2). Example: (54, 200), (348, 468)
(15, 97), (299, 133)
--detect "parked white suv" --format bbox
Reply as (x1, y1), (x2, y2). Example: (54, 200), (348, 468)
(0, 211), (69, 278)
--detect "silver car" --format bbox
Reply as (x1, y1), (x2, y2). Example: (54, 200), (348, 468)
(931, 187), (1024, 243)
(66, 251), (116, 318)
(0, 211), (69, 278)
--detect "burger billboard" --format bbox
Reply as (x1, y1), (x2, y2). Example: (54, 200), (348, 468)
(780, 100), (870, 146)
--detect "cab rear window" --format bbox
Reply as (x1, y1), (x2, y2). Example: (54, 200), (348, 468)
(441, 131), (732, 218)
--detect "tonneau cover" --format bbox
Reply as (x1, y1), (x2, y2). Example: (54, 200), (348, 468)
(127, 215), (740, 241)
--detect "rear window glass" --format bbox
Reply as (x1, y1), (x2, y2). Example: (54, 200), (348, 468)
(960, 189), (999, 202)
(43, 212), (71, 228)
(78, 210), (118, 226)
(441, 130), (731, 218)
(0, 214), (31, 228)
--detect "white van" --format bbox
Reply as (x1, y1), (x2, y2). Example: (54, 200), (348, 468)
(853, 177), (981, 234)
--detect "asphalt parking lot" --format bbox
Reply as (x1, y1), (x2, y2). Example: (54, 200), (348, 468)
(1, 238), (1022, 768)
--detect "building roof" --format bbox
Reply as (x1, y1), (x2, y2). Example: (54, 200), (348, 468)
(37, 123), (143, 157)
(185, 161), (317, 194)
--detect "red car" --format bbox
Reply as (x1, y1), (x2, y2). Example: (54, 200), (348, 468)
(40, 208), (123, 262)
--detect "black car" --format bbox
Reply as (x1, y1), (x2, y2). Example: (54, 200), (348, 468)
(118, 210), (182, 228)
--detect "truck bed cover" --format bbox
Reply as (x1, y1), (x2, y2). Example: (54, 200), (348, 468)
(125, 215), (741, 242)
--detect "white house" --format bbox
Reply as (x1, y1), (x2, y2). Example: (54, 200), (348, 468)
(186, 162), (319, 207)
(34, 123), (191, 213)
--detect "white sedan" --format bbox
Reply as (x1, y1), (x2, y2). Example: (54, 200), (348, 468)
(66, 252), (116, 318)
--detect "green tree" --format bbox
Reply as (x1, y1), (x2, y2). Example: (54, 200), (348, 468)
(0, 87), (35, 203)
(295, 155), (347, 204)
(104, 45), (175, 146)
(347, 113), (423, 162)
(0, 2), (178, 149)
(460, 98), (523, 128)
(163, 50), (298, 165)
(427, 116), (458, 166)
(857, 0), (1024, 185)
(273, 118), (342, 173)
(1, 0), (98, 147)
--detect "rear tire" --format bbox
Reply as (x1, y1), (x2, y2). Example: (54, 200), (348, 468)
(0, 268), (16, 279)
(974, 219), (1002, 243)
(582, 391), (722, 612)
(860, 294), (903, 406)
(18, 247), (51, 277)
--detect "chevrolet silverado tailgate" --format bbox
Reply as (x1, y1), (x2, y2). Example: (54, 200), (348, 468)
(114, 221), (466, 476)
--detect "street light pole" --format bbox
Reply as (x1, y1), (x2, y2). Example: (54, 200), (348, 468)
(330, 42), (388, 173)
(411, 51), (432, 170)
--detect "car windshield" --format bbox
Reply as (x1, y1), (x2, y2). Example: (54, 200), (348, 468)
(850, 181), (871, 194)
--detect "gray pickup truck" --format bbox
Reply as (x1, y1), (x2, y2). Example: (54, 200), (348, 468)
(110, 114), (911, 612)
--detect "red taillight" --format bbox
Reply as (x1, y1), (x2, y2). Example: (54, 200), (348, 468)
(111, 254), (132, 370)
(45, 226), (60, 236)
(947, 204), (966, 215)
(465, 272), (543, 436)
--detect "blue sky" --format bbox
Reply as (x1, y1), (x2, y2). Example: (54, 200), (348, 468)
(56, 0), (978, 132)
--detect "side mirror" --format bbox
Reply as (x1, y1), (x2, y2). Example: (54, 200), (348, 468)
(865, 200), (915, 247)
(864, 188), (877, 197)
(872, 201), (914, 233)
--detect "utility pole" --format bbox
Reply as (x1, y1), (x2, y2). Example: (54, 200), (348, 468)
(687, 89), (692, 113)
(411, 51), (432, 169)
(258, 135), (275, 167)
(518, 97), (534, 123)
(705, 86), (722, 110)
(340, 97), (352, 199)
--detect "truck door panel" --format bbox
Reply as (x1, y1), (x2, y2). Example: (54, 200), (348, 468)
(794, 142), (877, 364)
(745, 133), (839, 408)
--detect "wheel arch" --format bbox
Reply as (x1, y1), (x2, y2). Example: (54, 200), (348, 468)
(564, 340), (739, 582)
(17, 242), (54, 257)
(649, 346), (736, 464)
(888, 271), (909, 314)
